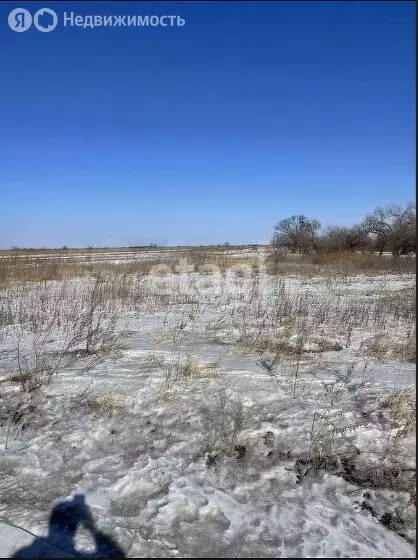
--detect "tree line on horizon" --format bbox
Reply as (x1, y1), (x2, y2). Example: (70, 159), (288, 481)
(272, 202), (416, 257)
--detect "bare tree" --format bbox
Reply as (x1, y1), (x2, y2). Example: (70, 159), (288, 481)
(364, 202), (416, 256)
(272, 215), (321, 254)
(319, 225), (370, 253)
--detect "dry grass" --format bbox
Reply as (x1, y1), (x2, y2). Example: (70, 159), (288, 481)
(268, 251), (416, 275)
(382, 388), (416, 440)
(240, 332), (344, 357)
(238, 335), (302, 357)
(361, 333), (416, 363)
(181, 361), (219, 379)
(84, 392), (123, 413)
(300, 251), (416, 274)
(1, 246), (415, 287)
(144, 352), (166, 368)
(7, 371), (34, 385)
(0, 244), (254, 257)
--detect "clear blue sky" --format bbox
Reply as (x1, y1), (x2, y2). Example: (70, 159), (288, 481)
(0, 1), (415, 247)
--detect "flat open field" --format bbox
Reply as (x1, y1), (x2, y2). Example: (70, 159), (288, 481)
(0, 247), (415, 557)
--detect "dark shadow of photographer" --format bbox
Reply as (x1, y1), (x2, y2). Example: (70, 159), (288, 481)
(12, 494), (125, 558)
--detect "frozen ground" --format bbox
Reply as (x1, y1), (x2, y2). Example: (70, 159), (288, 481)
(0, 266), (415, 557)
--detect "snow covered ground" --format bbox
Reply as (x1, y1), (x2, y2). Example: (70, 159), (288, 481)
(0, 263), (415, 557)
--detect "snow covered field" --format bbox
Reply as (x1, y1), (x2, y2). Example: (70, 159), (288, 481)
(0, 246), (264, 266)
(0, 253), (415, 557)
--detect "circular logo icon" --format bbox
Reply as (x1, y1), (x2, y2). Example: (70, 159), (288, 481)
(33, 8), (58, 32)
(8, 8), (32, 32)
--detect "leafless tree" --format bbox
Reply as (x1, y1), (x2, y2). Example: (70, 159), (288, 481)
(319, 225), (370, 253)
(272, 215), (321, 254)
(364, 202), (416, 256)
